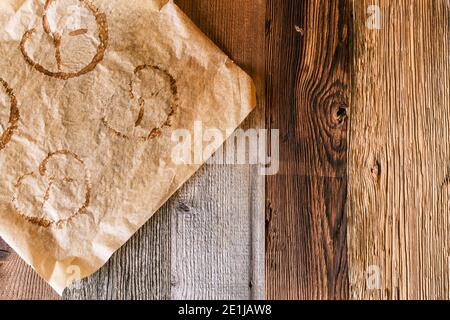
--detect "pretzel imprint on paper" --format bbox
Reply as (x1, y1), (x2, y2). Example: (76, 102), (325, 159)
(12, 150), (92, 228)
(102, 64), (179, 141)
(20, 0), (109, 80)
(0, 78), (20, 151)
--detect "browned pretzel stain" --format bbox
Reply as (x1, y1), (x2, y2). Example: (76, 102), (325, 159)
(53, 33), (63, 71)
(12, 150), (91, 228)
(134, 97), (146, 127)
(0, 78), (19, 151)
(103, 65), (178, 141)
(12, 173), (53, 228)
(38, 149), (84, 175)
(20, 0), (109, 80)
(69, 28), (88, 36)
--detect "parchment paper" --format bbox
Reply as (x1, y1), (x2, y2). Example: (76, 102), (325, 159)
(0, 0), (255, 294)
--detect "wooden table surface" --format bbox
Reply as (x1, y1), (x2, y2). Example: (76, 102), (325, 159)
(1, 0), (449, 300)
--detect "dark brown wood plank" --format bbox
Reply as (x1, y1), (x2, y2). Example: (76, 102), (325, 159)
(265, 0), (351, 299)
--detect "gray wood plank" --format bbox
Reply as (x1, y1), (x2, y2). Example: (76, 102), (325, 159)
(169, 0), (265, 300)
(170, 160), (265, 300)
(64, 205), (172, 300)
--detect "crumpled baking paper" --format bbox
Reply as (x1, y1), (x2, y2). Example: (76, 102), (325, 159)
(0, 0), (255, 294)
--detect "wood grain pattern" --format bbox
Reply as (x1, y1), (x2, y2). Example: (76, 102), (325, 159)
(63, 207), (172, 299)
(265, 0), (351, 299)
(169, 0), (266, 300)
(348, 0), (450, 299)
(0, 238), (60, 300)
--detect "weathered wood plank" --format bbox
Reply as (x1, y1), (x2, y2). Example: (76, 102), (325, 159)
(170, 0), (266, 300)
(0, 237), (60, 300)
(63, 207), (172, 299)
(348, 0), (450, 299)
(265, 0), (351, 299)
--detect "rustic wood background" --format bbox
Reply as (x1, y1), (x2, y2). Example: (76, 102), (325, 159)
(1, 0), (449, 300)
(348, 0), (450, 300)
